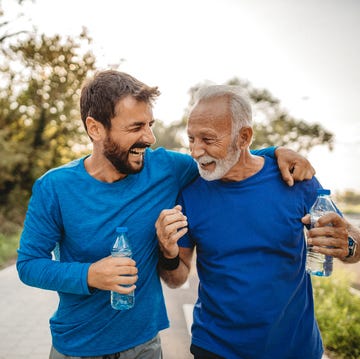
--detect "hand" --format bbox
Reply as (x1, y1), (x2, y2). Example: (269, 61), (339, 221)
(87, 256), (138, 294)
(275, 146), (316, 186)
(155, 205), (188, 258)
(302, 212), (348, 259)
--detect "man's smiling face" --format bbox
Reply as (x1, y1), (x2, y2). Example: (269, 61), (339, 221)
(103, 95), (156, 175)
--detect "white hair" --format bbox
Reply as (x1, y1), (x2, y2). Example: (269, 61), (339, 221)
(191, 85), (252, 140)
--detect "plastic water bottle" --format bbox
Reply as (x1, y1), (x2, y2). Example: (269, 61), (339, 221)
(110, 227), (135, 310)
(306, 189), (337, 277)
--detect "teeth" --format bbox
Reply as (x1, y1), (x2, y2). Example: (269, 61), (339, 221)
(129, 148), (145, 155)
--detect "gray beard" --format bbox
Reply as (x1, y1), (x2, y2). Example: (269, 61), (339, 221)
(197, 147), (241, 181)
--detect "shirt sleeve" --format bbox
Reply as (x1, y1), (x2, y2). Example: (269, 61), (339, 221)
(301, 177), (343, 217)
(167, 150), (199, 189)
(17, 177), (92, 295)
(250, 146), (277, 157)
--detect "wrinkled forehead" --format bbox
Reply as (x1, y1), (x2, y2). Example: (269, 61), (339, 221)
(188, 96), (232, 134)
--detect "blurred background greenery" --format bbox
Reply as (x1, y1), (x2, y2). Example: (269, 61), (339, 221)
(0, 0), (339, 238)
(0, 2), (359, 358)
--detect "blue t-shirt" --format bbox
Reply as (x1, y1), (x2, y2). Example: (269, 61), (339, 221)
(178, 156), (324, 359)
(17, 148), (197, 356)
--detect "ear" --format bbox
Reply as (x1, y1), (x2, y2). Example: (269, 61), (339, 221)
(86, 117), (105, 141)
(237, 127), (253, 149)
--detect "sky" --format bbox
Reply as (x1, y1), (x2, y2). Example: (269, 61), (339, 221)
(3, 0), (360, 193)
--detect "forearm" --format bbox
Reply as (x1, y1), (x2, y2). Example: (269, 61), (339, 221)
(159, 259), (190, 288)
(158, 247), (193, 288)
(17, 256), (92, 295)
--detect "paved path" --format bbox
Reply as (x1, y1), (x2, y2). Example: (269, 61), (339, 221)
(0, 264), (57, 359)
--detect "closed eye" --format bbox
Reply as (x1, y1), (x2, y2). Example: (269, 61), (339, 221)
(203, 138), (216, 144)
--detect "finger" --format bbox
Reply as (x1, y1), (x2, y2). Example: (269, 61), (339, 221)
(111, 284), (137, 294)
(114, 265), (138, 276)
(310, 245), (348, 259)
(162, 211), (187, 225)
(304, 164), (316, 180)
(309, 224), (347, 236)
(291, 165), (305, 182)
(163, 218), (188, 235)
(301, 214), (310, 225)
(156, 213), (187, 240)
(167, 227), (188, 244)
(315, 213), (346, 228)
(115, 274), (138, 286)
(111, 257), (137, 267)
(158, 205), (183, 221)
(278, 163), (294, 187)
(308, 234), (346, 248)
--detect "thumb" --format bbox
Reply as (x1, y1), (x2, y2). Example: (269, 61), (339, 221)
(280, 166), (294, 187)
(174, 204), (182, 211)
(301, 214), (310, 225)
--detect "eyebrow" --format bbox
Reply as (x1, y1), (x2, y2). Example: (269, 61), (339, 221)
(128, 119), (155, 127)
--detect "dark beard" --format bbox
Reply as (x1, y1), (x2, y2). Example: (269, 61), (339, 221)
(103, 136), (147, 175)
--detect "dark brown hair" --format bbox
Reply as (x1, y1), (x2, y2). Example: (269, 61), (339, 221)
(80, 70), (160, 133)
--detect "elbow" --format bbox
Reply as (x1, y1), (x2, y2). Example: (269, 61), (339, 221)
(160, 271), (189, 289)
(16, 258), (36, 287)
(16, 260), (28, 285)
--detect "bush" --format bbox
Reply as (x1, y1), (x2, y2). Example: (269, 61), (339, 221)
(312, 269), (360, 359)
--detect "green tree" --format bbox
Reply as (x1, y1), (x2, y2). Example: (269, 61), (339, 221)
(153, 118), (187, 152)
(0, 29), (95, 226)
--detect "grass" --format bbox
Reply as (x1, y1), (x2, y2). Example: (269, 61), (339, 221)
(0, 232), (20, 269)
(312, 269), (360, 359)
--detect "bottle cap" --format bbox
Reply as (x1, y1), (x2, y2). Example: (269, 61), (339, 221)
(116, 227), (128, 233)
(317, 188), (331, 195)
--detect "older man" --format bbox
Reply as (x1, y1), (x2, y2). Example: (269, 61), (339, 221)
(156, 85), (360, 359)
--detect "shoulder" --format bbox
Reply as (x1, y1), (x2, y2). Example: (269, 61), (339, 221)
(146, 147), (198, 185)
(146, 147), (193, 163)
(36, 157), (84, 186)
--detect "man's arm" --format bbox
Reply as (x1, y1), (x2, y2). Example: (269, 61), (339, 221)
(302, 213), (360, 263)
(251, 146), (315, 186)
(155, 205), (194, 288)
(275, 146), (315, 186)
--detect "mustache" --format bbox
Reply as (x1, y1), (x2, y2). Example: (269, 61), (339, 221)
(196, 155), (216, 164)
(130, 142), (151, 150)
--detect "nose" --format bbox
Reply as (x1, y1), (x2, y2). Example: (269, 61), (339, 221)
(142, 125), (156, 146)
(190, 139), (205, 159)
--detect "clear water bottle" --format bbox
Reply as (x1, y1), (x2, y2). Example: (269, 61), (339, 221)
(111, 227), (135, 310)
(306, 189), (337, 277)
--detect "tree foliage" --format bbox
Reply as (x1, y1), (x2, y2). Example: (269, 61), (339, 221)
(153, 118), (187, 152)
(0, 29), (95, 224)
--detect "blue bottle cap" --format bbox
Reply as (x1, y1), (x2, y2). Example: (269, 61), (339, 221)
(317, 188), (331, 195)
(116, 227), (128, 233)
